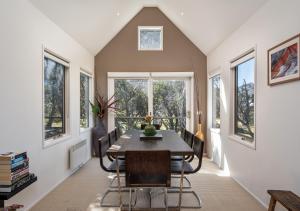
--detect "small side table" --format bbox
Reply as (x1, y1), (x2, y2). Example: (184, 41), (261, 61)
(0, 175), (37, 209)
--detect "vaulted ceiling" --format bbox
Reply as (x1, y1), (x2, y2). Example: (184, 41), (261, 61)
(29, 0), (268, 55)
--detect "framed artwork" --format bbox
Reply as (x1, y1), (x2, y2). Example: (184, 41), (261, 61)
(138, 26), (163, 51)
(268, 34), (300, 85)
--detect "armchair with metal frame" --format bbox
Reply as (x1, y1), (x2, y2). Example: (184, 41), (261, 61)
(122, 150), (171, 211)
(170, 136), (205, 208)
(98, 135), (126, 207)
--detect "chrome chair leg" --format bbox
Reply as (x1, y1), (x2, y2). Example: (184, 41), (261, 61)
(109, 174), (126, 188)
(129, 188), (132, 211)
(170, 175), (191, 189)
(168, 189), (202, 208)
(164, 188), (168, 211)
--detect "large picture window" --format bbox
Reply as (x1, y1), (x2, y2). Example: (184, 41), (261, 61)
(80, 72), (91, 129)
(114, 79), (148, 131)
(43, 51), (69, 141)
(108, 72), (193, 133)
(230, 50), (256, 147)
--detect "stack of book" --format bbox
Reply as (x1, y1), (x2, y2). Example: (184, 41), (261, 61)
(0, 152), (32, 192)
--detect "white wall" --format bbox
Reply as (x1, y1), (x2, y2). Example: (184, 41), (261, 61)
(0, 0), (94, 210)
(207, 0), (300, 208)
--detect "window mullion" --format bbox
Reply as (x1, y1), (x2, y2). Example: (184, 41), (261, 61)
(148, 75), (153, 116)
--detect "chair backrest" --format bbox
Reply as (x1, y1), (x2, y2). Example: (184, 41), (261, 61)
(98, 135), (110, 172)
(99, 135), (110, 158)
(115, 127), (121, 139)
(141, 124), (161, 130)
(109, 129), (117, 146)
(192, 136), (205, 173)
(125, 150), (171, 188)
(180, 127), (186, 139)
(184, 130), (194, 147)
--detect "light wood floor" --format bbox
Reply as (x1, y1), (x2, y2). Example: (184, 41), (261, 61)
(30, 158), (266, 211)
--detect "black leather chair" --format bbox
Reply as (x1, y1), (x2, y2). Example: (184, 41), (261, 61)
(141, 123), (161, 130)
(180, 127), (186, 139)
(172, 129), (194, 163)
(98, 135), (125, 173)
(170, 136), (205, 208)
(115, 127), (122, 139)
(99, 135), (126, 207)
(125, 150), (171, 210)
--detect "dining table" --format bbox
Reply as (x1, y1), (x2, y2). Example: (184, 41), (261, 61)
(106, 129), (193, 209)
(106, 129), (193, 157)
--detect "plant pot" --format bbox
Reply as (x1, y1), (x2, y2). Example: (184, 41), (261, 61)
(143, 124), (157, 136)
(92, 118), (107, 157)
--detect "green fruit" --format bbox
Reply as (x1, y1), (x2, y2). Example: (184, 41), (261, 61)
(144, 125), (157, 136)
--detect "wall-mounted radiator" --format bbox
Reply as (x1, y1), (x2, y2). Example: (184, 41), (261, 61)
(69, 140), (87, 171)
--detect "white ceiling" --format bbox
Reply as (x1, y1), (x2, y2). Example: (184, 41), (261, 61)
(29, 0), (268, 55)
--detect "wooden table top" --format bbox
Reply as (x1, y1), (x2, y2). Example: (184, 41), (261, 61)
(106, 130), (193, 156)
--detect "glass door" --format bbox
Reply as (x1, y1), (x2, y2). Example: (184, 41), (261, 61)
(107, 72), (193, 132)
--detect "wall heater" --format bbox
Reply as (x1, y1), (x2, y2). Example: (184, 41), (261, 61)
(69, 139), (87, 171)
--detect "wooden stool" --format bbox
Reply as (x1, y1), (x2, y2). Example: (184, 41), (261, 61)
(267, 190), (300, 211)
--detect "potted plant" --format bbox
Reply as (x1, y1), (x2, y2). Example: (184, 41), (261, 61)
(90, 93), (118, 157)
(143, 114), (157, 136)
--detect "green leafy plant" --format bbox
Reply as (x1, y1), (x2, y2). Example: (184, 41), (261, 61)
(90, 93), (118, 119)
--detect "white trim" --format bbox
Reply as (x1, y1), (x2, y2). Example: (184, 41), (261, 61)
(231, 176), (268, 209)
(151, 72), (194, 78)
(230, 49), (255, 68)
(107, 72), (150, 78)
(42, 46), (71, 148)
(44, 48), (70, 67)
(43, 134), (72, 148)
(79, 71), (93, 132)
(80, 67), (93, 77)
(138, 26), (163, 51)
(208, 72), (222, 131)
(229, 47), (257, 150)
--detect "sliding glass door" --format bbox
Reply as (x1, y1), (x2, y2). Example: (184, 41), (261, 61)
(108, 72), (194, 132)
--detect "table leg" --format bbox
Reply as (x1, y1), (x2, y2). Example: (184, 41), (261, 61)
(0, 200), (4, 209)
(268, 197), (276, 211)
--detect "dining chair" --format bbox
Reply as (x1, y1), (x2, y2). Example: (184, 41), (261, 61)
(184, 130), (194, 148)
(180, 127), (186, 139)
(124, 150), (171, 210)
(115, 127), (122, 139)
(98, 135), (126, 207)
(172, 129), (194, 162)
(141, 123), (161, 130)
(109, 129), (117, 146)
(170, 136), (205, 208)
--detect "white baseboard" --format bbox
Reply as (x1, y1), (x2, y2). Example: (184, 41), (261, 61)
(25, 158), (91, 211)
(231, 176), (268, 209)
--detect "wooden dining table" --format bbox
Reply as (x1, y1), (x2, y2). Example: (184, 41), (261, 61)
(106, 129), (193, 157)
(106, 129), (193, 209)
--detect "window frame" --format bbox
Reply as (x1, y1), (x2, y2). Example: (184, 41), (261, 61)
(42, 47), (70, 148)
(138, 26), (163, 51)
(107, 72), (194, 132)
(208, 71), (221, 132)
(229, 49), (257, 149)
(79, 69), (93, 133)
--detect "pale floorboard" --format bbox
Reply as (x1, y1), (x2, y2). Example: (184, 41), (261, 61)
(30, 158), (266, 211)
